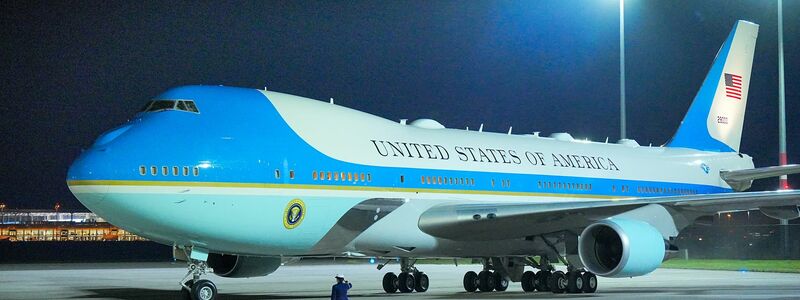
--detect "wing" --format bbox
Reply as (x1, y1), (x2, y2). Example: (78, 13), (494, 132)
(418, 190), (800, 241)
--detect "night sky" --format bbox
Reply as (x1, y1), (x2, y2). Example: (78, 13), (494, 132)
(1, 1), (798, 210)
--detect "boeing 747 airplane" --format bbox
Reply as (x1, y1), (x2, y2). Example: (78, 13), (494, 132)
(68, 20), (800, 300)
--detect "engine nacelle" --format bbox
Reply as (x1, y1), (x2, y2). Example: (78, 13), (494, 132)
(578, 218), (665, 278)
(207, 253), (281, 278)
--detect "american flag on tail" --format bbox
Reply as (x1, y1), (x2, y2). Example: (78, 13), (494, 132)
(724, 73), (742, 100)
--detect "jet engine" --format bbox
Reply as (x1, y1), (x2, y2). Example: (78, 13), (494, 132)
(207, 253), (281, 278)
(578, 218), (665, 278)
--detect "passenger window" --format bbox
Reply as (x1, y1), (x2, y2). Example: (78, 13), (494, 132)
(151, 166), (157, 176)
(289, 170), (295, 179)
(312, 171), (318, 180)
(193, 167), (199, 176)
(334, 172), (339, 181)
(139, 166), (146, 176)
(367, 174), (372, 182)
(274, 169), (280, 179)
(162, 166), (168, 176)
(183, 166), (189, 176)
(347, 172), (352, 181)
(360, 173), (365, 181)
(400, 175), (404, 183)
(172, 166), (178, 176)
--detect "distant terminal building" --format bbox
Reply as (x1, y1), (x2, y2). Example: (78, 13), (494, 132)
(0, 209), (146, 242)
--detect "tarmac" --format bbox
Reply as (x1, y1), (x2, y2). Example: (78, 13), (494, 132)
(0, 262), (799, 299)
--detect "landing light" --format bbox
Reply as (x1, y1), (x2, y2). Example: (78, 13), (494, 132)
(198, 162), (212, 169)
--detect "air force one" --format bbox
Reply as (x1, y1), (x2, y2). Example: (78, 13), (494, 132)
(68, 20), (800, 299)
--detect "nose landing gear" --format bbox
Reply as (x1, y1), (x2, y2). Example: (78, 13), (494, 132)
(179, 260), (218, 300)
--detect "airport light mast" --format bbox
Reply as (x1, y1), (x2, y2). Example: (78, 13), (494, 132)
(619, 0), (626, 140)
(778, 0), (790, 190)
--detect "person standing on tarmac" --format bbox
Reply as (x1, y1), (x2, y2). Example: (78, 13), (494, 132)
(331, 274), (352, 300)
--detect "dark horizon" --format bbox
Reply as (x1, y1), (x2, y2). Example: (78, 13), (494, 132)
(1, 0), (798, 210)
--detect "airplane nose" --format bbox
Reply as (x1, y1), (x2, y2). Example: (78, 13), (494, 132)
(67, 149), (110, 207)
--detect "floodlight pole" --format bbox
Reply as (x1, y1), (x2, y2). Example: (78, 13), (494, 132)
(777, 0), (790, 259)
(619, 0), (626, 140)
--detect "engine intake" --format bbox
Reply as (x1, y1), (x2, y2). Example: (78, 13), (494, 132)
(578, 218), (665, 278)
(207, 253), (281, 278)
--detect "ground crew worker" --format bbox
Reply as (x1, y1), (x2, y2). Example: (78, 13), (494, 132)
(331, 274), (352, 300)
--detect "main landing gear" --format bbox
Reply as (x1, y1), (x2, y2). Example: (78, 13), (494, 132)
(461, 257), (597, 294)
(462, 259), (509, 293)
(177, 251), (218, 300)
(381, 258), (430, 294)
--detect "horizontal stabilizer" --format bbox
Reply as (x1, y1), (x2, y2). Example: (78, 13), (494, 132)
(721, 164), (800, 191)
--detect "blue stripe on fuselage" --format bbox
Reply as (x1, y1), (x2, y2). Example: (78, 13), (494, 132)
(68, 85), (731, 198)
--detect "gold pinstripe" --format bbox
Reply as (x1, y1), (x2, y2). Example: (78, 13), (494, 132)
(66, 179), (624, 200)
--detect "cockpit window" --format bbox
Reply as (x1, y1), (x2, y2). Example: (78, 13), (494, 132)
(147, 100), (176, 112)
(139, 99), (200, 114)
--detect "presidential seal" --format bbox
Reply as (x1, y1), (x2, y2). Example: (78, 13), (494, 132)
(283, 199), (306, 229)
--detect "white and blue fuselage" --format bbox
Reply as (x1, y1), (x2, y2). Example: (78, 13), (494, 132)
(67, 85), (751, 258)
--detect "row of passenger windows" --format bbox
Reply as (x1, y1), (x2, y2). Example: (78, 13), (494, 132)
(638, 186), (697, 195)
(312, 171), (372, 182)
(137, 165), (697, 195)
(538, 181), (593, 191)
(491, 179), (511, 188)
(139, 165), (199, 177)
(421, 176), (476, 186)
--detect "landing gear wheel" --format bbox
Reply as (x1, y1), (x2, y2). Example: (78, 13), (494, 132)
(535, 270), (551, 291)
(567, 271), (584, 293)
(521, 271), (536, 292)
(581, 271), (598, 293)
(414, 272), (429, 292)
(397, 272), (415, 293)
(463, 271), (479, 292)
(382, 272), (399, 293)
(493, 271), (509, 291)
(477, 270), (495, 292)
(190, 279), (217, 300)
(548, 271), (567, 294)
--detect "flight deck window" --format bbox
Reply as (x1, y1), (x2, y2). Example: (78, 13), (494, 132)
(184, 101), (199, 113)
(147, 100), (176, 112)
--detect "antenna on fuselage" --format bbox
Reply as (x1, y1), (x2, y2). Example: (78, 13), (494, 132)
(533, 131), (540, 137)
(329, 98), (335, 104)
(479, 124), (484, 132)
(507, 126), (513, 134)
(605, 137), (609, 143)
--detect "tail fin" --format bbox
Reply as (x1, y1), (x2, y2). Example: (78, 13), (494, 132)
(667, 20), (758, 152)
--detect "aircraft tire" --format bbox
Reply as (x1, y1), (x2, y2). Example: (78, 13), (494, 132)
(582, 272), (598, 293)
(566, 271), (584, 293)
(414, 272), (429, 292)
(535, 270), (551, 291)
(397, 272), (415, 293)
(493, 271), (509, 291)
(548, 271), (567, 294)
(478, 270), (495, 292)
(190, 279), (217, 300)
(463, 271), (479, 292)
(382, 272), (398, 293)
(521, 271), (536, 292)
